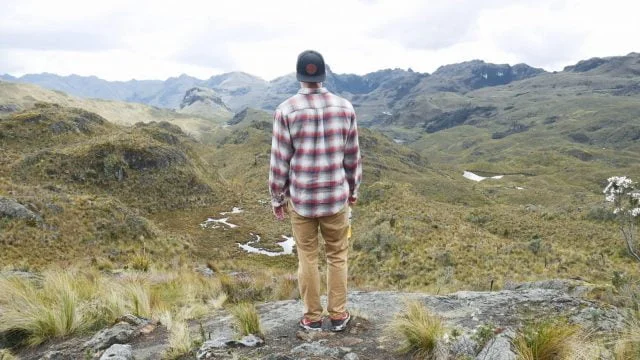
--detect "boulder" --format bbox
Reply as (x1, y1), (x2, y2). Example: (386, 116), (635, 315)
(99, 344), (133, 360)
(0, 197), (42, 223)
(84, 322), (136, 351)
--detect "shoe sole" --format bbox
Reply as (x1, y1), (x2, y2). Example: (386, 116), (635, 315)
(300, 325), (323, 331)
(299, 321), (323, 331)
(330, 316), (351, 332)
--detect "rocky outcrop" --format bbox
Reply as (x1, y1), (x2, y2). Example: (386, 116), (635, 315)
(13, 283), (624, 360)
(0, 197), (42, 224)
(99, 344), (133, 360)
(178, 87), (232, 119)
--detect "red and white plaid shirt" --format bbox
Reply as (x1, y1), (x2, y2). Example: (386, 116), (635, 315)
(269, 87), (362, 218)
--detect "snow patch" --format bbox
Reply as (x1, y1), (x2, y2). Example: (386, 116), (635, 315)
(200, 217), (239, 229)
(393, 138), (406, 144)
(238, 234), (296, 257)
(220, 207), (243, 215)
(382, 111), (393, 116)
(463, 171), (504, 182)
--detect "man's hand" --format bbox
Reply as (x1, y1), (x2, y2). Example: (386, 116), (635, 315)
(348, 196), (357, 206)
(273, 204), (287, 221)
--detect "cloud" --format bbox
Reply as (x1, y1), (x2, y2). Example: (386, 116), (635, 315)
(1, 0), (639, 80)
(370, 0), (528, 50)
(0, 30), (120, 51)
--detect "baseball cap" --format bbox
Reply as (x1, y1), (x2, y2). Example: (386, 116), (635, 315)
(296, 50), (326, 83)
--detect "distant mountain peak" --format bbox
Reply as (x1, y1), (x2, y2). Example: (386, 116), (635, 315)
(177, 86), (232, 119)
(563, 53), (640, 76)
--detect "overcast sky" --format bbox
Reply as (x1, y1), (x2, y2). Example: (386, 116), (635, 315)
(1, 0), (639, 81)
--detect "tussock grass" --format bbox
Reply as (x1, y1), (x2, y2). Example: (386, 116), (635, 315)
(160, 310), (195, 360)
(231, 303), (263, 338)
(0, 271), (91, 346)
(0, 349), (18, 360)
(614, 312), (640, 360)
(391, 300), (444, 359)
(0, 268), (226, 346)
(513, 320), (584, 360)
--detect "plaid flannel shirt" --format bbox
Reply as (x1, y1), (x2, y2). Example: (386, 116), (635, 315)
(269, 87), (362, 218)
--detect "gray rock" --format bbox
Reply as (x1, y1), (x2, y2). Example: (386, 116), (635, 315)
(476, 332), (516, 360)
(291, 341), (341, 357)
(0, 104), (19, 113)
(100, 344), (133, 360)
(39, 351), (67, 360)
(344, 353), (359, 360)
(233, 334), (263, 347)
(117, 314), (149, 327)
(449, 335), (477, 357)
(84, 322), (136, 351)
(196, 338), (230, 360)
(261, 355), (293, 360)
(0, 197), (42, 223)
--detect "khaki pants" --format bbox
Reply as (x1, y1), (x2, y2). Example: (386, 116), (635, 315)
(290, 205), (349, 321)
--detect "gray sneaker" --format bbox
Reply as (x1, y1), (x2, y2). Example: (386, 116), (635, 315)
(330, 311), (351, 332)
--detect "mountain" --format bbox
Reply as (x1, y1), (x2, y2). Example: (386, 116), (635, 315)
(1, 58), (546, 115)
(0, 81), (231, 139)
(177, 87), (233, 119)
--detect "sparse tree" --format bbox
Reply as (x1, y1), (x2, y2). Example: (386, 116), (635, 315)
(604, 176), (640, 262)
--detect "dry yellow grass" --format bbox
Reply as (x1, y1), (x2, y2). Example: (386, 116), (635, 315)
(0, 268), (226, 346)
(391, 301), (444, 359)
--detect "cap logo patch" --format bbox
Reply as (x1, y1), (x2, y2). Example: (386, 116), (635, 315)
(305, 63), (318, 75)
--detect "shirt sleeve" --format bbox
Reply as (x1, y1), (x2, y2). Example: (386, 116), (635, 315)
(343, 110), (362, 199)
(269, 108), (293, 207)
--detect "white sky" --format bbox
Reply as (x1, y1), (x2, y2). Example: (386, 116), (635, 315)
(1, 0), (639, 81)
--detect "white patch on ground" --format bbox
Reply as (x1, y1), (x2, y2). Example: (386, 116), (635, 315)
(463, 171), (505, 182)
(393, 138), (406, 144)
(220, 207), (243, 215)
(238, 234), (295, 257)
(382, 111), (393, 116)
(516, 187), (525, 190)
(200, 217), (239, 229)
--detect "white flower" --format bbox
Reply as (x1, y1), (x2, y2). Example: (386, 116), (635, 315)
(605, 194), (616, 203)
(614, 208), (622, 215)
(608, 176), (634, 188)
(631, 208), (640, 217)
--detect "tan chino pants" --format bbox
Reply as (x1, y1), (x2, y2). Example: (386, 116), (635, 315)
(290, 205), (349, 321)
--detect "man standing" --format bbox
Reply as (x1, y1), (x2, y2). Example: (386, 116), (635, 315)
(269, 50), (362, 332)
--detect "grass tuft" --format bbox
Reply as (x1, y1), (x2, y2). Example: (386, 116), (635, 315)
(0, 349), (18, 360)
(0, 268), (227, 347)
(0, 271), (89, 346)
(231, 303), (263, 338)
(614, 311), (640, 360)
(512, 320), (582, 360)
(391, 300), (444, 359)
(160, 311), (194, 360)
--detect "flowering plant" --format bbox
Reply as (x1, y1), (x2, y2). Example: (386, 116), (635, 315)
(604, 176), (640, 262)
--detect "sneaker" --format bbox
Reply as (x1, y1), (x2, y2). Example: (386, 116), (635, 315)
(330, 311), (351, 332)
(299, 317), (323, 331)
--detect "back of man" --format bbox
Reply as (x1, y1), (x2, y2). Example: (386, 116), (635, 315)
(269, 50), (362, 332)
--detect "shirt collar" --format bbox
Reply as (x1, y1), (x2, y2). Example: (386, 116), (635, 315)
(298, 87), (328, 95)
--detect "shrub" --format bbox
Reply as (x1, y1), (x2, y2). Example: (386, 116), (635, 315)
(392, 300), (444, 359)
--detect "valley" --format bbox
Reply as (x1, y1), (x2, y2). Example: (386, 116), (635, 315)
(1, 52), (639, 359)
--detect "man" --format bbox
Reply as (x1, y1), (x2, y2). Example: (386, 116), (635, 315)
(269, 50), (362, 332)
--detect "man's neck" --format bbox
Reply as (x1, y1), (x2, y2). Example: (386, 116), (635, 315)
(301, 82), (322, 89)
